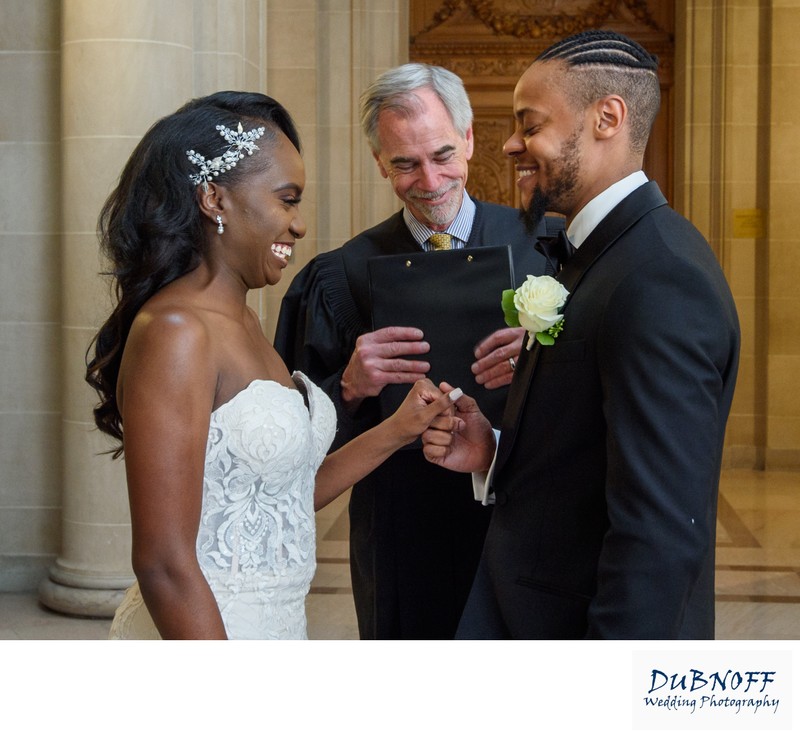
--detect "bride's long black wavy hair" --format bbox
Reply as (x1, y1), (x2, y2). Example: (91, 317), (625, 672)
(85, 91), (301, 458)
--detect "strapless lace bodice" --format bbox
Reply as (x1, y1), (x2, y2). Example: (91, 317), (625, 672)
(109, 371), (336, 640)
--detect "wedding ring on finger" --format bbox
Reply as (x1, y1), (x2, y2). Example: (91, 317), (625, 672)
(508, 357), (516, 371)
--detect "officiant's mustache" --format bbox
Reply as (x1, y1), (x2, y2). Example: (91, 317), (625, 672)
(407, 180), (462, 226)
(407, 180), (461, 201)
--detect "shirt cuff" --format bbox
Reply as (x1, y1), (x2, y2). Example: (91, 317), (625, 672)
(471, 428), (500, 506)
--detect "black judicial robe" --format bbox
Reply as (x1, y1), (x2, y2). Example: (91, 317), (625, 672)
(274, 198), (562, 638)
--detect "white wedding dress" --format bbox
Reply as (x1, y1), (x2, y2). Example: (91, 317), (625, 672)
(109, 372), (336, 640)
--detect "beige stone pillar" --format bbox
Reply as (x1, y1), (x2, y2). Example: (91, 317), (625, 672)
(349, 0), (409, 236)
(40, 0), (195, 616)
(675, 1), (763, 469)
(264, 0), (409, 339)
(676, 1), (800, 469)
(766, 0), (800, 469)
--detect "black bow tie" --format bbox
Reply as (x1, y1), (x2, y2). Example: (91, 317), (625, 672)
(535, 231), (576, 276)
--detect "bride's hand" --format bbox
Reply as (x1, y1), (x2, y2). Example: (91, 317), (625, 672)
(421, 382), (495, 473)
(387, 378), (463, 447)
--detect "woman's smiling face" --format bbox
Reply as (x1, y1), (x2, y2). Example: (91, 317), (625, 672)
(221, 130), (307, 288)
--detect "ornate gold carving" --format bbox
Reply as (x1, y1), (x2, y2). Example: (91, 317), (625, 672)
(430, 56), (530, 77)
(412, 0), (663, 42)
(469, 117), (515, 205)
(424, 45), (673, 82)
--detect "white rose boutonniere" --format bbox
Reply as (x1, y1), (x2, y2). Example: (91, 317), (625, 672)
(502, 275), (569, 349)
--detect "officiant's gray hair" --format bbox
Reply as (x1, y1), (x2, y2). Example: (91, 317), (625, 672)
(359, 63), (473, 153)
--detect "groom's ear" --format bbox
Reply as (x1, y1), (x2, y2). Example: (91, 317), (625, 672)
(593, 95), (627, 140)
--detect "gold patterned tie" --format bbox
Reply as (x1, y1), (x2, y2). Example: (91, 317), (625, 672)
(428, 232), (452, 251)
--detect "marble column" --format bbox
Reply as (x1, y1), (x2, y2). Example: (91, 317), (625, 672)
(766, 0), (800, 469)
(264, 0), (409, 339)
(40, 0), (195, 616)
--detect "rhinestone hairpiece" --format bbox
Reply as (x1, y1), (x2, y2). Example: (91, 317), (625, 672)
(186, 122), (266, 189)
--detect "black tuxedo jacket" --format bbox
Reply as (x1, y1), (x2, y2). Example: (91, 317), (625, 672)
(459, 182), (741, 639)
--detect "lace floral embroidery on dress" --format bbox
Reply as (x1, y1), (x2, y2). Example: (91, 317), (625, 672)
(198, 374), (335, 588)
(109, 372), (336, 640)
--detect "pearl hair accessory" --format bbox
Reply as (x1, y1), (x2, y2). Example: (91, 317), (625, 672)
(216, 215), (224, 234)
(187, 122), (266, 190)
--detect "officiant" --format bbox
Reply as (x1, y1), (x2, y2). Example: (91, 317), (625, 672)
(274, 62), (562, 639)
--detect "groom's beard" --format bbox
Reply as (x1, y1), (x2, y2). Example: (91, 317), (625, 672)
(521, 189), (548, 234)
(521, 127), (582, 235)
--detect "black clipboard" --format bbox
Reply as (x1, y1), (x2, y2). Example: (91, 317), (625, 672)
(368, 245), (515, 430)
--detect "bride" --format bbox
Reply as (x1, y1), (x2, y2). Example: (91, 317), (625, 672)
(85, 91), (459, 639)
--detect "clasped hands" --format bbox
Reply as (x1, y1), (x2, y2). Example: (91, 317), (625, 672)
(394, 378), (495, 474)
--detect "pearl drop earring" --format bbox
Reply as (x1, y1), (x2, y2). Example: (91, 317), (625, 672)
(216, 215), (224, 235)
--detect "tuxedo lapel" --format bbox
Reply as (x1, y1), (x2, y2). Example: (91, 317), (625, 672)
(559, 181), (667, 294)
(494, 181), (668, 476)
(494, 339), (540, 471)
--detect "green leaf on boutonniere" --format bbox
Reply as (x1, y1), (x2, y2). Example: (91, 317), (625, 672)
(535, 318), (565, 346)
(501, 289), (520, 327)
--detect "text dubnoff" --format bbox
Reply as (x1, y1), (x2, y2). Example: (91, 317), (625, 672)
(645, 668), (778, 715)
(633, 651), (791, 730)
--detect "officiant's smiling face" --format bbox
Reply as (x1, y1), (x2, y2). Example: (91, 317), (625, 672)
(373, 86), (474, 230)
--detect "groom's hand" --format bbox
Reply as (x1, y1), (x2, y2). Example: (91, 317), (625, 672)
(421, 382), (496, 473)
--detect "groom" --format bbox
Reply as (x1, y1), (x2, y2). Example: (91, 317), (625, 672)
(422, 30), (741, 638)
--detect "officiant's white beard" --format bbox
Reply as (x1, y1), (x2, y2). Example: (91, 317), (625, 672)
(406, 180), (462, 228)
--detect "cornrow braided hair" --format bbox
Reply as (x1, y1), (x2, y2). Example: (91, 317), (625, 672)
(537, 29), (658, 70)
(537, 30), (661, 154)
